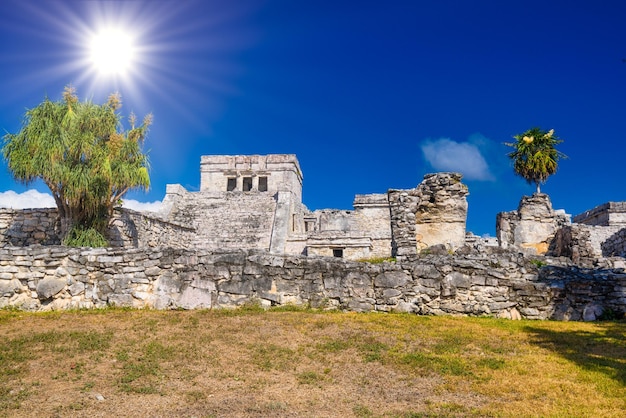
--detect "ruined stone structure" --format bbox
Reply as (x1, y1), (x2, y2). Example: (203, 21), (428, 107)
(388, 173), (468, 258)
(155, 154), (468, 260)
(573, 202), (626, 227)
(549, 202), (626, 265)
(1, 153), (626, 320)
(0, 155), (470, 260)
(497, 194), (570, 254)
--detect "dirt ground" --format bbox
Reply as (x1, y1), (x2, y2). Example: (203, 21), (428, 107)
(1, 309), (625, 417)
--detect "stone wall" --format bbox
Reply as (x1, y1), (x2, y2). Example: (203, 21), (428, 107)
(353, 194), (392, 257)
(0, 209), (60, 246)
(2, 246), (622, 321)
(413, 173), (468, 250)
(108, 209), (197, 249)
(199, 154), (303, 203)
(573, 201), (626, 226)
(600, 228), (626, 258)
(550, 224), (624, 266)
(0, 208), (194, 249)
(497, 194), (570, 254)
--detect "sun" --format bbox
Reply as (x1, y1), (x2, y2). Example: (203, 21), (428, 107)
(89, 28), (136, 76)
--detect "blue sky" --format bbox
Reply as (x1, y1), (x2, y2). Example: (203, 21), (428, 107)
(1, 0), (625, 236)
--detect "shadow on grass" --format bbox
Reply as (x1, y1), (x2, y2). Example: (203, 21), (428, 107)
(524, 322), (626, 386)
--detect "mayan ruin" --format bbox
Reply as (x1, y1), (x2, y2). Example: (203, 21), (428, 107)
(0, 153), (624, 321)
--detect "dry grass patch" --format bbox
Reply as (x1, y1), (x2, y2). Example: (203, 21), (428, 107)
(0, 308), (624, 417)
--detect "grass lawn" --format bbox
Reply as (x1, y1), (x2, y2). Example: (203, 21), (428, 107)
(1, 307), (624, 417)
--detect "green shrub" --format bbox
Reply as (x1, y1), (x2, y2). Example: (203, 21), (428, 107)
(357, 256), (396, 264)
(530, 259), (547, 268)
(62, 226), (108, 248)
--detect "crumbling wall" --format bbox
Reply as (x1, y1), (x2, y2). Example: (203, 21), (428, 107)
(389, 173), (468, 259)
(304, 193), (392, 260)
(1, 246), (624, 321)
(0, 208), (192, 249)
(0, 209), (60, 246)
(497, 194), (570, 254)
(354, 194), (392, 258)
(600, 228), (626, 258)
(108, 209), (196, 249)
(550, 224), (623, 266)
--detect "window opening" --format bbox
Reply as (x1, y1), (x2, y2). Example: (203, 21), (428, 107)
(258, 176), (268, 192)
(332, 248), (344, 258)
(227, 178), (237, 191)
(243, 177), (253, 191)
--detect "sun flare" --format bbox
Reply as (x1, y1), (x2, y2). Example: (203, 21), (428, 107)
(89, 28), (135, 76)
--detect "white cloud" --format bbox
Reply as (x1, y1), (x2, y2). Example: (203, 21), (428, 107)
(122, 199), (162, 213)
(0, 189), (56, 209)
(0, 190), (162, 213)
(421, 138), (494, 181)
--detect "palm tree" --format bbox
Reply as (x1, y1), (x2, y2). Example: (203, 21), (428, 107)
(505, 127), (566, 194)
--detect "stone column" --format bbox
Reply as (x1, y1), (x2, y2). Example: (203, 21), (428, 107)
(413, 173), (468, 251)
(389, 172), (469, 259)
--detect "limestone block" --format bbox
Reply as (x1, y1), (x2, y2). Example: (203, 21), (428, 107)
(68, 282), (85, 296)
(347, 299), (374, 312)
(154, 275), (183, 295)
(108, 294), (134, 307)
(374, 271), (411, 288)
(346, 272), (372, 287)
(36, 277), (66, 299)
(445, 271), (472, 289)
(9, 292), (40, 311)
(153, 295), (172, 310)
(0, 279), (23, 295)
(322, 276), (342, 289)
(392, 301), (416, 313)
(219, 279), (253, 295)
(145, 266), (161, 276)
(582, 304), (604, 321)
(382, 288), (402, 298)
(412, 264), (441, 279)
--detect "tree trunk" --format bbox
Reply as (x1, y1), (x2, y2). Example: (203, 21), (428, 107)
(535, 182), (541, 194)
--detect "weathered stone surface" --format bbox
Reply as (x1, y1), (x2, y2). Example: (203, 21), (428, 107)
(412, 264), (441, 279)
(68, 282), (85, 296)
(0, 245), (624, 321)
(445, 272), (472, 289)
(177, 286), (212, 309)
(36, 278), (66, 299)
(389, 173), (469, 259)
(374, 271), (411, 288)
(497, 194), (570, 255)
(0, 279), (22, 295)
(219, 279), (253, 295)
(107, 294), (134, 307)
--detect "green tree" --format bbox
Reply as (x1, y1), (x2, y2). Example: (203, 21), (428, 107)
(2, 86), (152, 245)
(505, 127), (566, 194)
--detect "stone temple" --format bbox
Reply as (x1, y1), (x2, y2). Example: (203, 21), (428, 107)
(3, 153), (626, 265)
(156, 154), (469, 260)
(2, 153), (626, 319)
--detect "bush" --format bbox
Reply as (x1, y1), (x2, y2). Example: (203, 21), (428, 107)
(62, 226), (108, 248)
